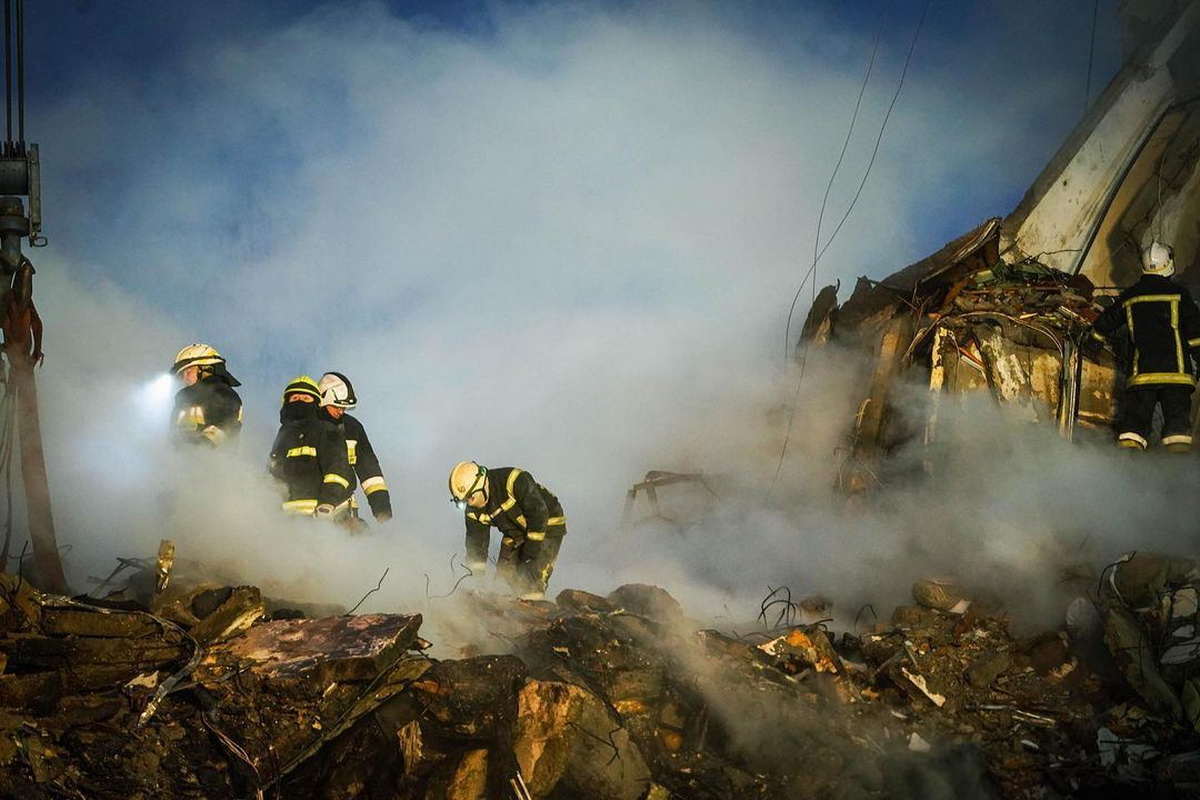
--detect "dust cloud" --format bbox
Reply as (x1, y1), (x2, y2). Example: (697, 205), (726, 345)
(4, 0), (1141, 645)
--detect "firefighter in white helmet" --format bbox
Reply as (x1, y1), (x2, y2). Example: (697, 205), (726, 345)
(1091, 241), (1200, 452)
(449, 461), (566, 600)
(170, 343), (242, 447)
(318, 372), (393, 529)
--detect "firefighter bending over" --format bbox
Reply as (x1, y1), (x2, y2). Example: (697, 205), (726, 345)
(318, 372), (392, 526)
(171, 344), (242, 447)
(449, 461), (566, 601)
(268, 375), (353, 519)
(1091, 242), (1200, 452)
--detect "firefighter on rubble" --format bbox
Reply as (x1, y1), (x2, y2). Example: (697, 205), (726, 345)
(170, 343), (243, 447)
(318, 372), (393, 527)
(448, 461), (566, 600)
(1091, 241), (1200, 452)
(268, 375), (354, 519)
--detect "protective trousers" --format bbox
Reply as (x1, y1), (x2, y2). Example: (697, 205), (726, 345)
(496, 530), (565, 598)
(1119, 385), (1194, 451)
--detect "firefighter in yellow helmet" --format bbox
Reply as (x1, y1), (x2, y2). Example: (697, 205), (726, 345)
(268, 375), (354, 519)
(170, 344), (242, 447)
(449, 461), (566, 600)
(1091, 242), (1200, 452)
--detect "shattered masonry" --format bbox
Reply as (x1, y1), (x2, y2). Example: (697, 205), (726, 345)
(3, 557), (1200, 798)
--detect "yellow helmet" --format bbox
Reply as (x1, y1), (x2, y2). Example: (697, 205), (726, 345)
(449, 461), (487, 508)
(282, 375), (321, 405)
(172, 343), (225, 374)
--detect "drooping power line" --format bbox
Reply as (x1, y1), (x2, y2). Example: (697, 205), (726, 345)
(768, 0), (932, 503)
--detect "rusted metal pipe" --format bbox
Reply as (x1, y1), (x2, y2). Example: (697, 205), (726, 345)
(11, 356), (64, 591)
(0, 195), (63, 592)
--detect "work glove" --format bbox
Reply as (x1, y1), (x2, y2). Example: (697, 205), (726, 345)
(367, 491), (392, 521)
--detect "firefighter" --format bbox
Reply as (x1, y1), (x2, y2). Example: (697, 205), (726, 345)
(448, 461), (566, 601)
(170, 343), (242, 447)
(317, 372), (393, 526)
(1091, 241), (1200, 452)
(268, 375), (354, 519)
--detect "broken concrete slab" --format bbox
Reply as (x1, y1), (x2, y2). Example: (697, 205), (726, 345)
(554, 588), (618, 615)
(200, 612), (422, 686)
(606, 584), (684, 626)
(513, 679), (651, 800)
(966, 651), (1012, 688)
(913, 577), (970, 614)
(187, 585), (264, 644)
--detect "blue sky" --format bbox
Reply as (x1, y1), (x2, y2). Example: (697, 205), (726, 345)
(12, 1), (1144, 599)
(28, 1), (1120, 306)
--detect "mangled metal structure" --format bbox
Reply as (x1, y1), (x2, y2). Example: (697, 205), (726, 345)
(804, 1), (1200, 489)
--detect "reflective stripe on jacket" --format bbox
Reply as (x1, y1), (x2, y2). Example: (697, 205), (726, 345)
(342, 413), (392, 519)
(1092, 274), (1200, 389)
(464, 467), (565, 565)
(268, 404), (353, 512)
(172, 376), (243, 446)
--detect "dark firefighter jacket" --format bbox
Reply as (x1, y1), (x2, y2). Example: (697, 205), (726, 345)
(1092, 274), (1200, 389)
(172, 375), (242, 446)
(342, 413), (392, 520)
(268, 403), (353, 514)
(464, 467), (565, 565)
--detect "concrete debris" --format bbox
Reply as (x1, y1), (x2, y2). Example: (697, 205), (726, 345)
(965, 651), (1012, 689)
(912, 577), (970, 615)
(908, 731), (932, 753)
(6, 560), (1200, 797)
(899, 667), (946, 708)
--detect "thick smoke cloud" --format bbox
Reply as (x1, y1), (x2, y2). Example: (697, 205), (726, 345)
(14, 1), (1137, 635)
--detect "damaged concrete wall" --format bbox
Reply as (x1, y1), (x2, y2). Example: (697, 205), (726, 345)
(1002, 1), (1200, 279)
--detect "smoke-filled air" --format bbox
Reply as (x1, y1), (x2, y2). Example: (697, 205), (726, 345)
(23, 0), (1140, 640)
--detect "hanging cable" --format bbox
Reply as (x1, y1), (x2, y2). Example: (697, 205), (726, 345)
(1084, 0), (1099, 117)
(768, 0), (932, 503)
(812, 0), (932, 268)
(15, 0), (23, 148)
(3, 0), (11, 149)
(783, 1), (890, 365)
(0, 367), (17, 569)
(781, 0), (931, 371)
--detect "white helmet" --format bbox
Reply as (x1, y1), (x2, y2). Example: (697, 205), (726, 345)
(1142, 241), (1175, 277)
(318, 372), (357, 409)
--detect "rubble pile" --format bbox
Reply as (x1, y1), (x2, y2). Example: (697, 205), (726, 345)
(1, 560), (1200, 798)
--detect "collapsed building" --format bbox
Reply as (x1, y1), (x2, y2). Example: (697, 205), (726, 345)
(800, 1), (1200, 489)
(5, 545), (1200, 798)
